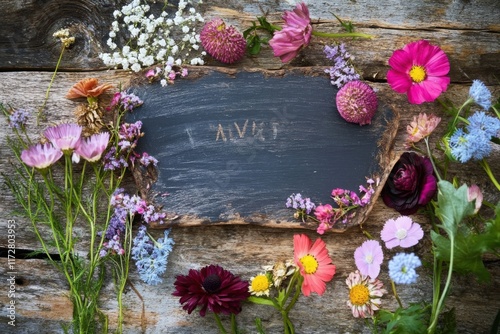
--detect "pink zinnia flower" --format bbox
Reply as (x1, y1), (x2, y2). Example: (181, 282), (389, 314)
(354, 240), (383, 279)
(380, 216), (424, 249)
(336, 80), (378, 125)
(387, 40), (450, 104)
(346, 270), (387, 318)
(74, 132), (110, 163)
(200, 18), (246, 64)
(405, 113), (441, 147)
(293, 234), (336, 296)
(44, 123), (82, 152)
(269, 2), (312, 62)
(21, 143), (63, 169)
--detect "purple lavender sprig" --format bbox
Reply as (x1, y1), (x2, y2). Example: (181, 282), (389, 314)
(324, 43), (360, 88)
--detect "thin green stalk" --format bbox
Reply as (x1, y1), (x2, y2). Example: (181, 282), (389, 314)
(425, 137), (442, 181)
(213, 313), (228, 334)
(479, 159), (500, 191)
(38, 46), (65, 124)
(390, 280), (403, 309)
(312, 30), (373, 39)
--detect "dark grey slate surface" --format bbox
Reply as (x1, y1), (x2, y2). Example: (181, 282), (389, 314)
(128, 71), (391, 222)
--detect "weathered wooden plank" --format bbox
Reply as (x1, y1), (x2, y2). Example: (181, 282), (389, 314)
(0, 0), (498, 85)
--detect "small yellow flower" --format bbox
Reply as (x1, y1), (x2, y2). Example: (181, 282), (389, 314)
(249, 273), (272, 297)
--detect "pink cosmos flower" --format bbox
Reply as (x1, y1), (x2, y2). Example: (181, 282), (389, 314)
(21, 143), (63, 169)
(269, 2), (312, 62)
(387, 40), (450, 104)
(405, 113), (441, 147)
(293, 234), (336, 296)
(74, 132), (110, 163)
(380, 216), (424, 249)
(44, 123), (82, 152)
(354, 240), (383, 279)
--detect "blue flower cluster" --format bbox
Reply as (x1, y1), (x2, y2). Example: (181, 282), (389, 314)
(450, 111), (500, 163)
(388, 252), (422, 284)
(132, 225), (174, 285)
(469, 80), (492, 110)
(8, 108), (30, 129)
(324, 43), (361, 89)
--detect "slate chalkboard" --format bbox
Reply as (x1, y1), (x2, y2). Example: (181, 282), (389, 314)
(127, 69), (396, 230)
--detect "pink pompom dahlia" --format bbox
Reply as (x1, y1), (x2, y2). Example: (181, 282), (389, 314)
(200, 18), (246, 64)
(387, 40), (450, 104)
(336, 81), (378, 125)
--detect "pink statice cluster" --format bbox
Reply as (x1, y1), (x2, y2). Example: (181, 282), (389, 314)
(20, 123), (110, 170)
(314, 178), (377, 234)
(107, 91), (143, 112)
(146, 58), (189, 87)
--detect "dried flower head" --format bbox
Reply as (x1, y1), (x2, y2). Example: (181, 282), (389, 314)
(200, 18), (246, 64)
(336, 80), (378, 125)
(405, 113), (441, 147)
(53, 28), (75, 48)
(74, 101), (105, 136)
(262, 259), (296, 288)
(66, 78), (114, 100)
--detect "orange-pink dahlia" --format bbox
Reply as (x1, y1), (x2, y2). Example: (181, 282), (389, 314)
(293, 234), (336, 296)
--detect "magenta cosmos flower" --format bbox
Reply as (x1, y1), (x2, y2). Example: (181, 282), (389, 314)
(44, 123), (82, 153)
(381, 152), (437, 215)
(354, 240), (383, 279)
(172, 264), (249, 317)
(21, 143), (63, 169)
(74, 132), (110, 163)
(269, 2), (312, 62)
(200, 18), (246, 64)
(336, 80), (378, 125)
(380, 216), (424, 249)
(293, 234), (336, 296)
(387, 40), (450, 104)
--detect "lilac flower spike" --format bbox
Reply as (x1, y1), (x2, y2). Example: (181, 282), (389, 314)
(21, 143), (63, 169)
(8, 108), (30, 129)
(44, 123), (82, 152)
(354, 240), (383, 279)
(380, 216), (423, 249)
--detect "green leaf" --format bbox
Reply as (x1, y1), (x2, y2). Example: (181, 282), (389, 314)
(247, 296), (276, 307)
(435, 180), (475, 237)
(374, 304), (428, 334)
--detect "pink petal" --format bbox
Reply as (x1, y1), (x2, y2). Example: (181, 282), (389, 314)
(424, 49), (450, 77)
(387, 70), (412, 93)
(384, 238), (400, 249)
(407, 84), (429, 104)
(400, 236), (420, 248)
(388, 49), (413, 73)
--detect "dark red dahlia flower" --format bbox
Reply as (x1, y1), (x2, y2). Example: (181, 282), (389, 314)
(381, 152), (437, 215)
(173, 264), (250, 317)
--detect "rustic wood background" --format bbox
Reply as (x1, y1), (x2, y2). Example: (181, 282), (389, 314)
(0, 0), (499, 333)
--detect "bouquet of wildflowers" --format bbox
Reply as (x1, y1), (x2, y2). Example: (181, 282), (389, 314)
(2, 78), (175, 333)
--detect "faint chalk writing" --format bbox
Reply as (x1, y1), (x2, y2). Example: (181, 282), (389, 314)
(215, 120), (277, 142)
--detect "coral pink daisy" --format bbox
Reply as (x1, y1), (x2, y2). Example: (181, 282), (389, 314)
(380, 216), (424, 249)
(387, 40), (450, 104)
(405, 113), (441, 147)
(293, 234), (336, 296)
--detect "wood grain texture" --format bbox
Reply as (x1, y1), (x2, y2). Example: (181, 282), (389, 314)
(0, 0), (499, 333)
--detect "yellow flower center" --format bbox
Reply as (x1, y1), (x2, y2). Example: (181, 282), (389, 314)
(300, 254), (319, 274)
(349, 284), (370, 306)
(251, 275), (270, 292)
(217, 22), (226, 31)
(409, 65), (427, 83)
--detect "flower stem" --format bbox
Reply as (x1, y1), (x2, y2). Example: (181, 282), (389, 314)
(38, 46), (65, 125)
(479, 159), (500, 191)
(213, 313), (228, 334)
(312, 30), (373, 39)
(390, 280), (403, 309)
(424, 137), (442, 181)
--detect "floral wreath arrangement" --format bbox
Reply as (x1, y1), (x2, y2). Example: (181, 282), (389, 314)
(3, 1), (499, 333)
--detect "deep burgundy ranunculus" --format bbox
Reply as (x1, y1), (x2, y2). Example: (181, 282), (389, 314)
(381, 152), (437, 215)
(173, 264), (250, 317)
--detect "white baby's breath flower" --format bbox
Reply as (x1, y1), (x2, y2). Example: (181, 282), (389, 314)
(131, 63), (142, 72)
